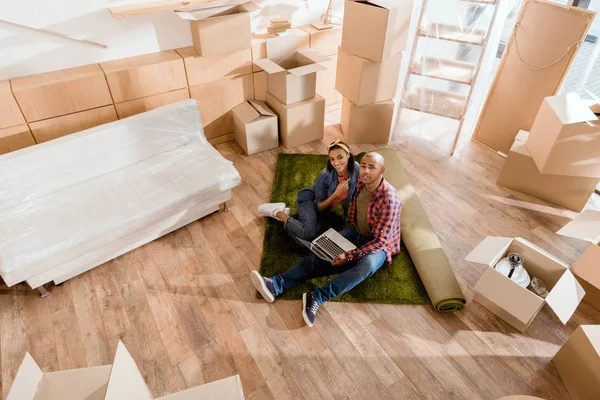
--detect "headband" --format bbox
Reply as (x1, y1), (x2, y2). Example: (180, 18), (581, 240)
(328, 139), (350, 155)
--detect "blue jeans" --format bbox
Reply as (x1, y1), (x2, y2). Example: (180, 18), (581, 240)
(284, 194), (334, 246)
(271, 226), (386, 305)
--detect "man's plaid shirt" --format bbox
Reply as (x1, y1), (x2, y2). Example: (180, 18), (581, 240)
(344, 178), (402, 264)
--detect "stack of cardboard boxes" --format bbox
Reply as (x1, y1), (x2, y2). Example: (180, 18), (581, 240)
(255, 36), (329, 149)
(0, 80), (34, 155)
(498, 93), (600, 212)
(335, 0), (413, 144)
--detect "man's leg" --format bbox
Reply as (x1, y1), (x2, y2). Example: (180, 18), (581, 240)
(271, 253), (345, 296)
(312, 250), (387, 305)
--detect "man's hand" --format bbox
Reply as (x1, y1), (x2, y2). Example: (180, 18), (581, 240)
(331, 253), (347, 266)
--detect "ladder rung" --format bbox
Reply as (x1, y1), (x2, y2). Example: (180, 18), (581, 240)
(403, 88), (466, 120)
(410, 58), (477, 85)
(419, 23), (487, 46)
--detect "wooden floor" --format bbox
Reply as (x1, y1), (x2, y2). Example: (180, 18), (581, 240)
(2, 122), (600, 400)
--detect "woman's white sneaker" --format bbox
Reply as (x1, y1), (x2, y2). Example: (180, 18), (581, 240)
(257, 202), (288, 221)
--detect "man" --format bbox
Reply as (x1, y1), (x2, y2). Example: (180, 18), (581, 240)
(250, 152), (402, 327)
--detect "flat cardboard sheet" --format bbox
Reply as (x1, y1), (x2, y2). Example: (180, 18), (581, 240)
(105, 342), (152, 400)
(557, 209), (600, 244)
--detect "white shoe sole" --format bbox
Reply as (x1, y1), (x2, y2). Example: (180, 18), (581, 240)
(302, 293), (314, 327)
(250, 271), (275, 303)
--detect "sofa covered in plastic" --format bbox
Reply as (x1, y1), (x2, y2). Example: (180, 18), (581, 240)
(0, 100), (241, 293)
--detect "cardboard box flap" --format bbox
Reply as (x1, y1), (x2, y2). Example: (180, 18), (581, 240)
(474, 268), (543, 327)
(571, 244), (600, 288)
(36, 366), (112, 400)
(297, 48), (330, 63)
(548, 93), (598, 124)
(6, 353), (43, 400)
(105, 341), (152, 400)
(249, 100), (275, 117)
(239, 1), (260, 13)
(354, 0), (398, 10)
(233, 101), (260, 123)
(581, 325), (600, 354)
(288, 63), (327, 76)
(515, 130), (529, 142)
(266, 35), (297, 58)
(466, 236), (514, 266)
(545, 269), (585, 324)
(156, 375), (244, 399)
(253, 58), (286, 74)
(557, 210), (600, 244)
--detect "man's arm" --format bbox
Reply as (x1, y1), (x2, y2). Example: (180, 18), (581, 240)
(344, 193), (401, 261)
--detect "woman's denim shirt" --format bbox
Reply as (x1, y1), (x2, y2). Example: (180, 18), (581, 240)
(298, 161), (360, 218)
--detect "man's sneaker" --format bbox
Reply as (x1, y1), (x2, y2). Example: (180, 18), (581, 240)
(250, 270), (276, 303)
(257, 202), (289, 222)
(302, 292), (320, 327)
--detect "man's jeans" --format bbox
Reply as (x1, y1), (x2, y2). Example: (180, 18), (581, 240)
(271, 226), (386, 305)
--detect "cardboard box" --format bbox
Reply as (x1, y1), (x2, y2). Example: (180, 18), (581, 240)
(6, 340), (244, 399)
(527, 93), (600, 178)
(253, 71), (268, 101)
(552, 325), (600, 400)
(266, 91), (324, 148)
(176, 2), (256, 57)
(466, 236), (585, 332)
(11, 64), (113, 122)
(176, 46), (253, 86)
(571, 244), (600, 312)
(300, 24), (342, 56)
(0, 80), (26, 130)
(100, 51), (187, 103)
(115, 89), (190, 119)
(341, 97), (394, 144)
(252, 29), (310, 68)
(0, 125), (36, 155)
(341, 0), (413, 62)
(254, 36), (328, 105)
(233, 100), (278, 155)
(29, 106), (118, 143)
(189, 74), (254, 140)
(335, 46), (401, 106)
(317, 54), (342, 107)
(497, 132), (599, 212)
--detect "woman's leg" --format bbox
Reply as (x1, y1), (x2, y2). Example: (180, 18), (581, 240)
(284, 199), (320, 243)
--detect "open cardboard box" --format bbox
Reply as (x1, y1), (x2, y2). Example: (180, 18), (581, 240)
(6, 341), (244, 399)
(557, 210), (600, 312)
(466, 236), (585, 332)
(232, 100), (278, 155)
(176, 1), (258, 57)
(526, 93), (600, 178)
(254, 35), (328, 105)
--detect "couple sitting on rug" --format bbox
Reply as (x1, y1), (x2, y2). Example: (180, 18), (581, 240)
(250, 140), (402, 327)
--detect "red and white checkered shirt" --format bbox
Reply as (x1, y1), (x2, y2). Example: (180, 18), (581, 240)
(344, 178), (402, 264)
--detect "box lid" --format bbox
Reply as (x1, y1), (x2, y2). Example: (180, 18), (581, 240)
(571, 244), (600, 288)
(249, 100), (275, 117)
(6, 353), (43, 400)
(544, 269), (585, 324)
(253, 58), (286, 74)
(466, 236), (514, 267)
(557, 209), (600, 244)
(104, 341), (152, 400)
(233, 100), (274, 123)
(546, 93), (598, 125)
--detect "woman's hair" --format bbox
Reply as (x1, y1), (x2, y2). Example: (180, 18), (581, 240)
(326, 139), (355, 176)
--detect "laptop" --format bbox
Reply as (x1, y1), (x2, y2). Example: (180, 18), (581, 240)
(297, 228), (356, 262)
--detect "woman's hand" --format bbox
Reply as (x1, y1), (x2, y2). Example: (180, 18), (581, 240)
(333, 179), (349, 197)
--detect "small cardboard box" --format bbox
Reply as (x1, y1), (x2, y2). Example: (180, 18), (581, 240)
(335, 46), (401, 106)
(341, 0), (413, 63)
(100, 51), (188, 103)
(527, 93), (600, 178)
(266, 91), (324, 148)
(6, 341), (244, 399)
(552, 325), (600, 400)
(341, 97), (394, 144)
(0, 80), (25, 130)
(466, 236), (585, 332)
(30, 106), (118, 143)
(497, 132), (599, 212)
(254, 35), (328, 105)
(0, 125), (36, 156)
(176, 2), (257, 57)
(300, 24), (343, 56)
(176, 46), (252, 86)
(233, 100), (278, 155)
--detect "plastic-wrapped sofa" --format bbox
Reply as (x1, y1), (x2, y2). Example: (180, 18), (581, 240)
(0, 100), (241, 295)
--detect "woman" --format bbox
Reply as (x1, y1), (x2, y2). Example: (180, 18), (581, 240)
(257, 140), (360, 243)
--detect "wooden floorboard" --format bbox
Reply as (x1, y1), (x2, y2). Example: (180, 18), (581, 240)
(1, 122), (599, 399)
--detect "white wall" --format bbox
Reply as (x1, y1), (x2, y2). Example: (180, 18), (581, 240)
(0, 0), (344, 80)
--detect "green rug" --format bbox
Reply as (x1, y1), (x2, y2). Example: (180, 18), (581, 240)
(258, 153), (431, 304)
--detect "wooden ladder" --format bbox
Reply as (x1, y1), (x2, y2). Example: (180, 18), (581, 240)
(400, 0), (502, 156)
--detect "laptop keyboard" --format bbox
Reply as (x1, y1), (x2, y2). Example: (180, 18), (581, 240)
(314, 236), (345, 259)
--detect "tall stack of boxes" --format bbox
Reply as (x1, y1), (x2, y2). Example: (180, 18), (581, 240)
(255, 36), (328, 149)
(498, 93), (600, 212)
(335, 0), (413, 144)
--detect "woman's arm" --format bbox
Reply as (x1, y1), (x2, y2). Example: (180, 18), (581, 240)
(317, 179), (349, 211)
